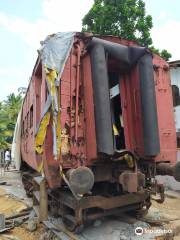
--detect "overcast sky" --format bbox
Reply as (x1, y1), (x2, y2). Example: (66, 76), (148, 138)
(0, 0), (180, 101)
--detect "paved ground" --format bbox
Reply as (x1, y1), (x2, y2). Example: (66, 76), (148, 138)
(156, 175), (180, 192)
(0, 169), (32, 206)
(0, 170), (180, 240)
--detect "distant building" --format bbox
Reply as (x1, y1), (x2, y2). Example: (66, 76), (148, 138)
(156, 61), (180, 191)
(169, 60), (180, 148)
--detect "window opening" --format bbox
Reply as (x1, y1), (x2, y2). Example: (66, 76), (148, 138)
(108, 72), (125, 151)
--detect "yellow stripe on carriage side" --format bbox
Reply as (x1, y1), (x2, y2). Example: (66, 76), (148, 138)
(35, 111), (51, 154)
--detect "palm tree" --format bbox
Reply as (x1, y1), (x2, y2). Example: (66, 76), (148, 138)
(0, 93), (23, 149)
(4, 93), (22, 121)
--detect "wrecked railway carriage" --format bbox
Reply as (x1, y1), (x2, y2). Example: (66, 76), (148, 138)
(19, 32), (180, 231)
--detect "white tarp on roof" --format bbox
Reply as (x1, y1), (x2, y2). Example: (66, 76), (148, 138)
(39, 32), (75, 73)
(11, 108), (22, 170)
(37, 32), (75, 160)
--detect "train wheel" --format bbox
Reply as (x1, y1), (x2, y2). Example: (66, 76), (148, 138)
(128, 197), (151, 218)
(62, 214), (84, 233)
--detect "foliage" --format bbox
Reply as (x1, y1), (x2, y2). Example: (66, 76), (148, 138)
(160, 49), (172, 61)
(0, 93), (23, 149)
(150, 47), (172, 61)
(82, 0), (153, 46)
(82, 0), (172, 60)
(149, 46), (160, 55)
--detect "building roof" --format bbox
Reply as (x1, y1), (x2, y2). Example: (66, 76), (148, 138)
(169, 60), (180, 68)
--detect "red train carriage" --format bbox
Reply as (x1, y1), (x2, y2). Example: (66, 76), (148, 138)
(19, 32), (180, 231)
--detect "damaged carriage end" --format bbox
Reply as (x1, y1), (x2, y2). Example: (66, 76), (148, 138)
(19, 32), (179, 231)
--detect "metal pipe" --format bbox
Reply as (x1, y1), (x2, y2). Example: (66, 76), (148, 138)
(88, 37), (160, 156)
(75, 43), (81, 141)
(139, 54), (160, 156)
(90, 44), (114, 155)
(88, 37), (146, 65)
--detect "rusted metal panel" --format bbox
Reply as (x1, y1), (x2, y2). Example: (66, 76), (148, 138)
(121, 53), (176, 162)
(153, 57), (177, 164)
(120, 66), (144, 155)
(82, 54), (97, 163)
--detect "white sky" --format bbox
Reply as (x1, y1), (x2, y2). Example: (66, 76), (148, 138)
(0, 0), (179, 100)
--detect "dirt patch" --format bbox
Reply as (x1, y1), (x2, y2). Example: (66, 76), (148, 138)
(152, 195), (180, 220)
(0, 187), (45, 240)
(0, 190), (27, 217)
(142, 196), (180, 239)
(0, 188), (6, 196)
(0, 225), (45, 240)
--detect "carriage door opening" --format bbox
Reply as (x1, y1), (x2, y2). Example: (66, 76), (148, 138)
(109, 72), (125, 151)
